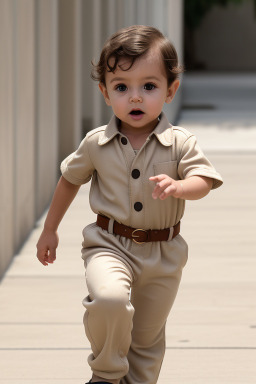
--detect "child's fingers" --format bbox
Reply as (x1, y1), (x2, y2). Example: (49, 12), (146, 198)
(36, 230), (59, 266)
(47, 248), (56, 263)
(159, 185), (177, 200)
(150, 175), (167, 198)
(150, 175), (172, 191)
(37, 247), (55, 266)
(151, 176), (174, 199)
(152, 183), (168, 199)
(153, 184), (172, 199)
(37, 249), (49, 266)
(149, 174), (166, 182)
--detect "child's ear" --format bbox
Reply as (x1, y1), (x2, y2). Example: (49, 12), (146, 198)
(99, 83), (111, 106)
(165, 79), (180, 104)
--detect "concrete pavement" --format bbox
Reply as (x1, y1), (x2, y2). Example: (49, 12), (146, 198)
(0, 73), (256, 383)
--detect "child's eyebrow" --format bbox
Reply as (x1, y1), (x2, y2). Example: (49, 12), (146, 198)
(110, 77), (126, 84)
(143, 76), (161, 82)
(110, 76), (161, 84)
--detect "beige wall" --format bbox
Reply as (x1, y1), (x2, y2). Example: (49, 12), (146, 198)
(14, 0), (36, 251)
(36, 0), (58, 218)
(0, 0), (15, 275)
(58, 0), (82, 161)
(0, 0), (58, 277)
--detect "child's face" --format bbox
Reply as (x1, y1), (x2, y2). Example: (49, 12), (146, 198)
(99, 48), (180, 134)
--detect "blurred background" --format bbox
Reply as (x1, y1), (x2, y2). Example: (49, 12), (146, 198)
(1, 0), (256, 278)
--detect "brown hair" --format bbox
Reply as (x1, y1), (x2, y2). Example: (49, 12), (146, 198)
(91, 25), (184, 86)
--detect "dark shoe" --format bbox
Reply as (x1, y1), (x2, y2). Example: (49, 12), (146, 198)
(86, 381), (113, 384)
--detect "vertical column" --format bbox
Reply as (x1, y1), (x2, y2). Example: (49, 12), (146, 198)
(107, 0), (117, 35)
(116, 0), (125, 30)
(74, 0), (82, 145)
(92, 0), (102, 128)
(14, 0), (36, 251)
(163, 0), (184, 123)
(0, 0), (14, 275)
(100, 0), (117, 124)
(35, 0), (58, 218)
(82, 0), (93, 135)
(136, 0), (148, 25)
(151, 0), (166, 32)
(58, 0), (82, 161)
(167, 0), (184, 63)
(123, 0), (136, 27)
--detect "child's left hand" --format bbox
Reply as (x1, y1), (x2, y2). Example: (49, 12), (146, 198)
(149, 174), (183, 200)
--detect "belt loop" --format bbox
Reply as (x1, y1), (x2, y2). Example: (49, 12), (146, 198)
(108, 218), (114, 234)
(167, 227), (174, 241)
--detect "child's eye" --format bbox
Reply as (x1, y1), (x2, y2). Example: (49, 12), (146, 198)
(116, 84), (127, 92)
(144, 83), (156, 91)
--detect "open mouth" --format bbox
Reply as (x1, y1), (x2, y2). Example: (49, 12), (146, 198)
(129, 110), (144, 115)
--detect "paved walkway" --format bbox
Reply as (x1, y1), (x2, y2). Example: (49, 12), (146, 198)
(1, 73), (256, 383)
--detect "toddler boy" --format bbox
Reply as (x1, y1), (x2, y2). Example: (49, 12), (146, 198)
(37, 25), (223, 384)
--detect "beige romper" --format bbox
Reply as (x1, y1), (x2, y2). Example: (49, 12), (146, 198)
(61, 112), (223, 384)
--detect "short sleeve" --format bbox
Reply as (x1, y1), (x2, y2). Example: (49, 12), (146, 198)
(60, 136), (95, 185)
(178, 135), (223, 189)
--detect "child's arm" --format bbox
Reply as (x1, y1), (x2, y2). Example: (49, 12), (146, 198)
(36, 176), (81, 266)
(149, 174), (213, 201)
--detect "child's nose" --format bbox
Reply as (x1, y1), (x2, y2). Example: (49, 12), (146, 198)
(129, 92), (142, 103)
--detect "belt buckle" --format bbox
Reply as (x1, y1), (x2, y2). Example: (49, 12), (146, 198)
(132, 229), (148, 244)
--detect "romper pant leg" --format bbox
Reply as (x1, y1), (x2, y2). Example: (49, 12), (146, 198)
(121, 237), (187, 384)
(121, 274), (182, 384)
(82, 253), (134, 380)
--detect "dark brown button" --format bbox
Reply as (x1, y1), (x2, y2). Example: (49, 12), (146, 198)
(132, 169), (140, 179)
(134, 202), (143, 211)
(121, 137), (128, 145)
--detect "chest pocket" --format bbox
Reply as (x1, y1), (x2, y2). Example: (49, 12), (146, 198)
(153, 160), (178, 180)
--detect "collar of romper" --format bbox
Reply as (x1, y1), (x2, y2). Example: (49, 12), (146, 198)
(98, 111), (173, 147)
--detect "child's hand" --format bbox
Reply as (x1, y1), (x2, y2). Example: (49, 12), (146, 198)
(149, 174), (183, 200)
(36, 228), (59, 266)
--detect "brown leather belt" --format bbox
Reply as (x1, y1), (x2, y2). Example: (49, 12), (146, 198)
(96, 214), (180, 244)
